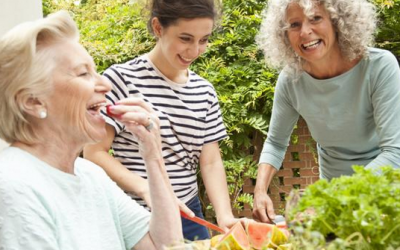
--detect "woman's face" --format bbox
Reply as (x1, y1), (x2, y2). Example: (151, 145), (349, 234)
(45, 40), (111, 145)
(286, 3), (339, 65)
(156, 17), (214, 70)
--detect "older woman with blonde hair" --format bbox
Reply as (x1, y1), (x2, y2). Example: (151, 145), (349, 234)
(253, 0), (400, 223)
(0, 11), (182, 249)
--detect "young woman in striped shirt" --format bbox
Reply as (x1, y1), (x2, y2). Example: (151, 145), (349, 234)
(84, 0), (242, 240)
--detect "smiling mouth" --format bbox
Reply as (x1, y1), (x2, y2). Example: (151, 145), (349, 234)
(302, 39), (321, 50)
(179, 55), (194, 63)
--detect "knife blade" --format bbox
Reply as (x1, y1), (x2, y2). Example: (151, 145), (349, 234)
(267, 214), (286, 224)
(180, 210), (225, 234)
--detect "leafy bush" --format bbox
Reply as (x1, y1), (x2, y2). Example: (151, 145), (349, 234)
(374, 0), (400, 60)
(43, 0), (154, 72)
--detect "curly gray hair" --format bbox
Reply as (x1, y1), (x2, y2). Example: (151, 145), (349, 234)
(256, 0), (377, 75)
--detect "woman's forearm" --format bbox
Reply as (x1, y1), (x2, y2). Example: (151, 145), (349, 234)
(146, 157), (182, 249)
(254, 163), (277, 195)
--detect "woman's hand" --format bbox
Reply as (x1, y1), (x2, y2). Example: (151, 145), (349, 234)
(252, 191), (276, 223)
(217, 215), (252, 233)
(253, 164), (277, 223)
(176, 199), (195, 218)
(106, 98), (161, 162)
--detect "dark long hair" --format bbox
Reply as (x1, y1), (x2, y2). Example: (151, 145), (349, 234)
(147, 0), (221, 35)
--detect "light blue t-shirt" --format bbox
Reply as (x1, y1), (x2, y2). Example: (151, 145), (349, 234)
(259, 48), (400, 179)
(0, 147), (150, 250)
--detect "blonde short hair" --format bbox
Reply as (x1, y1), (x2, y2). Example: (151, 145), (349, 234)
(0, 10), (79, 144)
(256, 0), (377, 76)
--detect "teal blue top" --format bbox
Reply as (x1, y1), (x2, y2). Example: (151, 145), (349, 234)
(259, 48), (400, 179)
(0, 147), (150, 250)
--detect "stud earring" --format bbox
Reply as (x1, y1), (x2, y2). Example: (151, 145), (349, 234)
(39, 110), (47, 119)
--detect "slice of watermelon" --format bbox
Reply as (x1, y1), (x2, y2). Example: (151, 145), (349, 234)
(267, 225), (289, 248)
(106, 104), (115, 117)
(245, 221), (275, 250)
(215, 222), (250, 250)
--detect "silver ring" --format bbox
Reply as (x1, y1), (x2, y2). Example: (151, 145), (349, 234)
(145, 118), (154, 131)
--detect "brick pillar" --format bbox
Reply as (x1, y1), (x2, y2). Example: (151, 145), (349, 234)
(238, 117), (319, 218)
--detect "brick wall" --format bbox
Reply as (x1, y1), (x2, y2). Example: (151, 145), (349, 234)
(237, 117), (320, 218)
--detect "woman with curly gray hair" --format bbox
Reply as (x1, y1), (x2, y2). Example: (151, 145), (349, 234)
(253, 0), (400, 223)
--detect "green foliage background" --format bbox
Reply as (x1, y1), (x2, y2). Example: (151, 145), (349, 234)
(375, 0), (400, 59)
(43, 0), (400, 216)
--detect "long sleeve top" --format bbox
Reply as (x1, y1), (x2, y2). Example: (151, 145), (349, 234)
(259, 48), (400, 179)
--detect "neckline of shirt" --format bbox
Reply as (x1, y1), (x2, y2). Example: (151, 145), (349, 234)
(143, 54), (191, 87)
(302, 56), (365, 84)
(8, 146), (82, 183)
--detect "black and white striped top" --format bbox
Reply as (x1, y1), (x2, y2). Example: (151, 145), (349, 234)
(103, 54), (227, 206)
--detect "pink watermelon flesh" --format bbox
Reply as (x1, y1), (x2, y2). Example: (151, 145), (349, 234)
(218, 221), (250, 249)
(246, 221), (274, 250)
